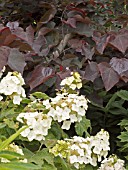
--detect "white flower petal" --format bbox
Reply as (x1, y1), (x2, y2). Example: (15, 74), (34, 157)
(61, 121), (71, 130)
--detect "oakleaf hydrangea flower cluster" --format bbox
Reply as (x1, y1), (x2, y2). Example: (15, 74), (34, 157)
(17, 112), (52, 141)
(98, 154), (126, 170)
(91, 129), (110, 162)
(49, 140), (70, 158)
(60, 72), (82, 90)
(50, 129), (110, 169)
(1, 143), (27, 163)
(43, 93), (89, 130)
(16, 71), (88, 141)
(0, 71), (26, 104)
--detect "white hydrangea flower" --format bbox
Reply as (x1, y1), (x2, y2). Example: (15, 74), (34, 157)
(60, 76), (74, 86)
(21, 128), (30, 137)
(60, 72), (82, 91)
(70, 155), (78, 164)
(91, 129), (110, 162)
(43, 99), (51, 109)
(13, 95), (22, 105)
(1, 143), (27, 163)
(98, 154), (126, 170)
(17, 112), (52, 141)
(50, 129), (110, 169)
(68, 130), (110, 168)
(49, 140), (70, 159)
(70, 84), (76, 90)
(43, 93), (88, 130)
(76, 83), (82, 89)
(61, 120), (71, 130)
(0, 71), (26, 104)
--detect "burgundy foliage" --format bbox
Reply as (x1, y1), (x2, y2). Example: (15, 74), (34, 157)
(0, 0), (127, 94)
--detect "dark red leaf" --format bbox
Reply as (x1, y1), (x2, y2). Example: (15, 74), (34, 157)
(110, 57), (128, 83)
(32, 35), (47, 55)
(7, 48), (26, 74)
(93, 33), (111, 54)
(110, 57), (128, 75)
(25, 25), (35, 45)
(0, 46), (10, 70)
(9, 40), (33, 52)
(109, 29), (128, 54)
(67, 6), (87, 16)
(37, 27), (52, 36)
(37, 3), (56, 29)
(68, 39), (94, 59)
(62, 18), (76, 28)
(27, 65), (55, 90)
(84, 62), (99, 82)
(0, 24), (6, 32)
(4, 34), (17, 46)
(89, 0), (95, 5)
(80, 44), (94, 60)
(11, 27), (26, 41)
(73, 15), (92, 24)
(57, 70), (71, 80)
(45, 30), (60, 48)
(38, 8), (56, 24)
(68, 39), (85, 50)
(92, 31), (101, 42)
(56, 70), (71, 89)
(7, 22), (35, 45)
(0, 27), (15, 46)
(75, 22), (94, 37)
(120, 70), (128, 83)
(98, 62), (120, 91)
(7, 22), (48, 55)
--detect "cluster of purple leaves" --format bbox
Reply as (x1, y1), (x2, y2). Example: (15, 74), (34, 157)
(0, 0), (127, 95)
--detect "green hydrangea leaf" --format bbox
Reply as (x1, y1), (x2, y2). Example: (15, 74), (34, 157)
(32, 92), (50, 99)
(75, 117), (91, 137)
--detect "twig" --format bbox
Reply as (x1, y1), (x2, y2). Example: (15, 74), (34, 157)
(57, 33), (72, 53)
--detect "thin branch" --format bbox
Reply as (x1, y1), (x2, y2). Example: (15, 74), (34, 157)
(57, 33), (72, 53)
